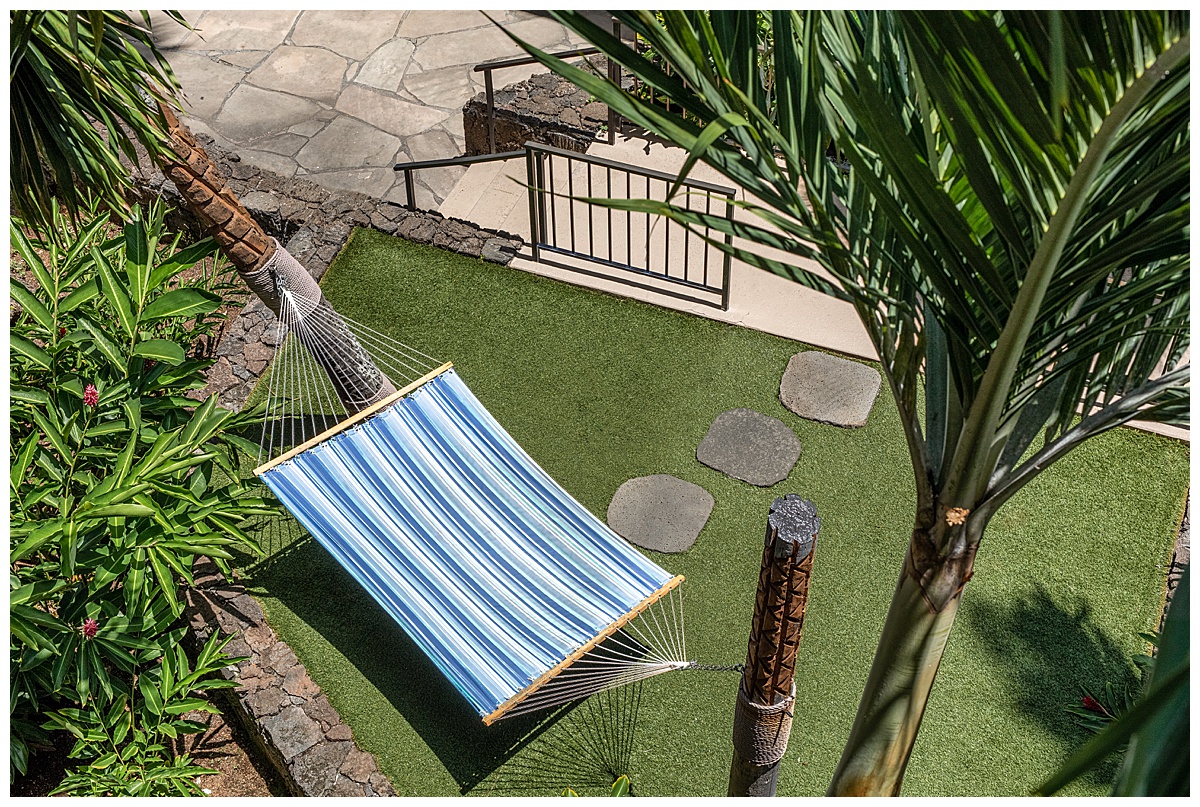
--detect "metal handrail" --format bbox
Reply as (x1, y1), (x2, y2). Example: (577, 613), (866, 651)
(472, 47), (602, 74)
(392, 150), (524, 211)
(528, 141), (737, 197)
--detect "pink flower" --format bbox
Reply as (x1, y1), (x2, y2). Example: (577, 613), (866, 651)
(1081, 695), (1106, 714)
(83, 384), (98, 407)
(82, 618), (99, 640)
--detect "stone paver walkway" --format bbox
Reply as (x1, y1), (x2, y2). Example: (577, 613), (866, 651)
(697, 409), (802, 487)
(607, 475), (714, 554)
(148, 10), (588, 208)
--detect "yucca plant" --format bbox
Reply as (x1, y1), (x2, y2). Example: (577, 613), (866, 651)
(508, 10), (1190, 795)
(9, 11), (185, 234)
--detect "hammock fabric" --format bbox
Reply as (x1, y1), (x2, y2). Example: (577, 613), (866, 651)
(255, 364), (684, 724)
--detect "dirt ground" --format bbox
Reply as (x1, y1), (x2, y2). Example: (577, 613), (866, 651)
(11, 695), (286, 797)
(172, 700), (290, 797)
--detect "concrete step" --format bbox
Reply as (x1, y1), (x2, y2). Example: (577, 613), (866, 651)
(438, 158), (528, 233)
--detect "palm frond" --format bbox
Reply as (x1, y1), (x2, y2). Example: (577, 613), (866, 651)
(9, 10), (185, 232)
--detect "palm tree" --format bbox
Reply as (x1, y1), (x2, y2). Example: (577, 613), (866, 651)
(507, 10), (1190, 795)
(9, 10), (394, 412)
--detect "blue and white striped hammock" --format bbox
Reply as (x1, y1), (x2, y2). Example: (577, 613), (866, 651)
(255, 361), (687, 724)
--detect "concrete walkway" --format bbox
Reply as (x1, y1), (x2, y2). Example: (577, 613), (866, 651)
(148, 10), (588, 208)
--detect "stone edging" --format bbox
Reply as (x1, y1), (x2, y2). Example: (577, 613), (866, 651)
(1161, 496), (1189, 631)
(185, 558), (395, 797)
(463, 58), (617, 156)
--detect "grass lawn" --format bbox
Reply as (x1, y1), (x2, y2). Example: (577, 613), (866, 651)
(236, 229), (1188, 797)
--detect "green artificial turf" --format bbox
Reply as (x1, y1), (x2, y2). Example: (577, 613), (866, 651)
(236, 229), (1188, 797)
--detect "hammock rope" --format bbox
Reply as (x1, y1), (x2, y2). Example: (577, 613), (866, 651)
(253, 282), (692, 723)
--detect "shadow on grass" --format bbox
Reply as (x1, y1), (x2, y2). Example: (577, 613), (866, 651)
(236, 516), (642, 795)
(963, 584), (1142, 790)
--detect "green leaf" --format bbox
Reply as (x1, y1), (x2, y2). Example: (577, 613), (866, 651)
(92, 751), (119, 769)
(11, 385), (53, 408)
(77, 503), (155, 519)
(10, 278), (54, 331)
(30, 408), (71, 460)
(11, 334), (53, 369)
(611, 775), (631, 796)
(132, 339), (186, 365)
(140, 288), (221, 321)
(93, 246), (137, 340)
(138, 674), (163, 715)
(11, 431), (41, 492)
(11, 519), (65, 562)
(162, 698), (211, 715)
(124, 214), (152, 308)
(76, 317), (126, 372)
(60, 276), (102, 312)
(85, 419), (129, 438)
(10, 578), (71, 607)
(147, 237), (220, 291)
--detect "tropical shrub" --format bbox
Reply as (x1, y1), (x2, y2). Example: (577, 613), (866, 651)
(9, 200), (272, 793)
(1065, 632), (1157, 735)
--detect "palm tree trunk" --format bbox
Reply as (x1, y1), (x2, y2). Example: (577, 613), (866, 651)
(826, 527), (974, 796)
(156, 105), (395, 413)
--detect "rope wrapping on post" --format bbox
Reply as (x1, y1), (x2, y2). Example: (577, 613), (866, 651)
(732, 682), (796, 767)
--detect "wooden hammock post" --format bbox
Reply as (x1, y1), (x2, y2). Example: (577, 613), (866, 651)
(728, 494), (820, 797)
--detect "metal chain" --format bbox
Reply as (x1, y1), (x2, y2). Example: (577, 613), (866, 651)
(685, 662), (745, 673)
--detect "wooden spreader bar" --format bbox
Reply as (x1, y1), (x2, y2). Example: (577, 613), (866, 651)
(254, 361), (454, 476)
(482, 574), (686, 726)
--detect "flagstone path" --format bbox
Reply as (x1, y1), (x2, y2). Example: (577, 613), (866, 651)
(148, 10), (589, 208)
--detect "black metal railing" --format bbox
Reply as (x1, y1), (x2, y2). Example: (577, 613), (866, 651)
(474, 18), (624, 154)
(392, 150), (524, 211)
(525, 142), (735, 310)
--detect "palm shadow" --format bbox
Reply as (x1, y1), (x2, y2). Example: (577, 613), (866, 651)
(235, 515), (642, 795)
(962, 583), (1143, 790)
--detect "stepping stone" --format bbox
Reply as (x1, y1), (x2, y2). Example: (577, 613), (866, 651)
(780, 351), (881, 428)
(607, 475), (713, 554)
(696, 408), (801, 487)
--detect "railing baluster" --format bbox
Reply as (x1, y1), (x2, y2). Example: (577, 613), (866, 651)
(587, 162), (594, 259)
(405, 168), (416, 211)
(704, 193), (712, 287)
(568, 156), (576, 254)
(683, 189), (690, 284)
(626, 172), (632, 267)
(484, 70), (496, 155)
(664, 178), (671, 279)
(645, 174), (652, 273)
(525, 147), (539, 261)
(606, 166), (613, 262)
(548, 151), (557, 249)
(722, 194), (735, 311)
